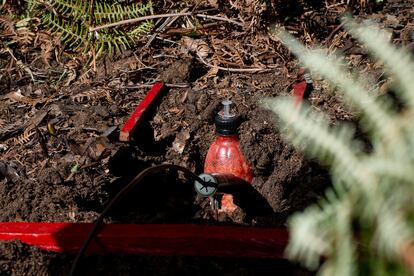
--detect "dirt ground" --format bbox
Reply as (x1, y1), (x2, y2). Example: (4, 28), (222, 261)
(0, 0), (413, 275)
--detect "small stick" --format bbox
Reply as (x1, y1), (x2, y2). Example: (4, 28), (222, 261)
(152, 54), (177, 59)
(195, 14), (243, 27)
(197, 54), (270, 73)
(89, 12), (243, 32)
(324, 18), (351, 44)
(325, 1), (345, 9)
(121, 83), (190, 89)
(144, 8), (190, 48)
(144, 17), (173, 48)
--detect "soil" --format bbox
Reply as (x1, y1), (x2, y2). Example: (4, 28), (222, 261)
(0, 241), (311, 276)
(0, 0), (413, 275)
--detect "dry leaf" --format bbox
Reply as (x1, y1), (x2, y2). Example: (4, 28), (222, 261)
(172, 129), (191, 154)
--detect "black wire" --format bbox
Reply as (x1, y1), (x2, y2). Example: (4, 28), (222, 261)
(69, 164), (207, 276)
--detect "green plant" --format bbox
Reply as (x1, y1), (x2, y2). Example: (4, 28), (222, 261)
(266, 20), (414, 275)
(30, 0), (154, 58)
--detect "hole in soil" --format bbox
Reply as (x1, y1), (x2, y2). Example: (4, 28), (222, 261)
(232, 186), (274, 218)
(188, 59), (209, 82)
(186, 143), (205, 173)
(107, 171), (200, 223)
(74, 197), (105, 213)
(108, 146), (151, 178)
(106, 146), (201, 223)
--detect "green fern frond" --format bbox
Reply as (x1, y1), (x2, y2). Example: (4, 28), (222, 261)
(43, 12), (87, 49)
(287, 205), (333, 269)
(289, 186), (375, 276)
(375, 206), (413, 258)
(41, 0), (90, 22)
(319, 197), (356, 276)
(364, 159), (414, 185)
(129, 20), (154, 35)
(95, 29), (130, 56)
(95, 0), (153, 24)
(275, 30), (396, 146)
(346, 21), (414, 111)
(31, 0), (153, 59)
(344, 22), (414, 158)
(264, 98), (364, 186)
(92, 20), (153, 58)
(267, 19), (414, 275)
(25, 0), (39, 14)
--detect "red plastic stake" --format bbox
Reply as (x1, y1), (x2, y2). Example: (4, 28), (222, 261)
(119, 82), (167, 142)
(292, 68), (313, 108)
(293, 81), (307, 108)
(0, 222), (289, 259)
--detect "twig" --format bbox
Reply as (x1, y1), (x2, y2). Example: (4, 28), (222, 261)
(153, 36), (180, 44)
(195, 14), (243, 27)
(121, 83), (190, 89)
(89, 12), (243, 32)
(152, 54), (177, 59)
(197, 54), (270, 73)
(325, 1), (345, 9)
(90, 12), (191, 31)
(324, 21), (346, 43)
(144, 8), (189, 48)
(144, 18), (171, 48)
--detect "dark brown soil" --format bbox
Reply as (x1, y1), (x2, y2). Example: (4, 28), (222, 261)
(0, 0), (413, 274)
(0, 241), (312, 276)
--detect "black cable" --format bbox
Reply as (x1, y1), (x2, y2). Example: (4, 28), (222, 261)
(69, 164), (208, 276)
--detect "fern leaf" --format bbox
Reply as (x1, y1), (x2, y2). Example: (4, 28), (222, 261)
(37, 0), (153, 56)
(129, 20), (154, 35)
(287, 203), (335, 270)
(25, 0), (39, 14)
(94, 1), (153, 24)
(274, 30), (396, 145)
(364, 159), (414, 185)
(264, 98), (364, 185)
(346, 21), (414, 111)
(94, 29), (129, 57)
(269, 20), (414, 275)
(375, 206), (413, 259)
(43, 13), (87, 49)
(41, 0), (89, 22)
(327, 198), (356, 276)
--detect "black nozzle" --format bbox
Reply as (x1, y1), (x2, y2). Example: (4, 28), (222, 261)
(215, 113), (240, 135)
(215, 100), (240, 136)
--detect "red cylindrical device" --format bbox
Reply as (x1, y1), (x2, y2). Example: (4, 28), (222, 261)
(204, 100), (253, 212)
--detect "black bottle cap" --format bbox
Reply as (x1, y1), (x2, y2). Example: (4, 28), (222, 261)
(215, 100), (240, 135)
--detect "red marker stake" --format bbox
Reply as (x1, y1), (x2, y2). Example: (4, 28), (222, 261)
(293, 81), (307, 108)
(0, 222), (288, 259)
(292, 69), (313, 109)
(119, 82), (167, 142)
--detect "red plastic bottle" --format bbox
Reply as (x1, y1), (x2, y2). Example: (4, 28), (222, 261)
(204, 100), (253, 212)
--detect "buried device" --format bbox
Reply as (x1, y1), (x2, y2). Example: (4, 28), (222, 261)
(0, 166), (288, 260)
(203, 100), (254, 213)
(0, 85), (289, 274)
(0, 164), (289, 275)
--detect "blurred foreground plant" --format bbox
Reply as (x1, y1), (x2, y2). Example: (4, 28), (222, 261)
(266, 20), (414, 275)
